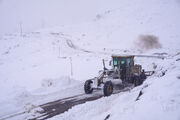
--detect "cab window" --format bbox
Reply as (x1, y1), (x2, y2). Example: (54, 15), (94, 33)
(114, 60), (118, 66)
(121, 60), (125, 64)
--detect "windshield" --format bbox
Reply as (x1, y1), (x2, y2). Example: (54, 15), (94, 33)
(113, 60), (118, 66)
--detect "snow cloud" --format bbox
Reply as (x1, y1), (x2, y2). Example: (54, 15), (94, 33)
(135, 34), (162, 50)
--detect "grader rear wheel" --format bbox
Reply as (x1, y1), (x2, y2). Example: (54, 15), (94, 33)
(134, 76), (143, 87)
(103, 81), (113, 96)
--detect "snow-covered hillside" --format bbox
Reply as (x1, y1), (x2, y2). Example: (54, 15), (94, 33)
(0, 0), (180, 119)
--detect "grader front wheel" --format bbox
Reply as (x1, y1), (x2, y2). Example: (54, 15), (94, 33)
(103, 81), (113, 96)
(84, 80), (93, 94)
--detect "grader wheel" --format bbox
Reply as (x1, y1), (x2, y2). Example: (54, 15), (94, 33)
(103, 81), (113, 96)
(134, 76), (143, 87)
(84, 80), (93, 94)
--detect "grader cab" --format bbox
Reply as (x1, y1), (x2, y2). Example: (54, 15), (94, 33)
(84, 55), (151, 96)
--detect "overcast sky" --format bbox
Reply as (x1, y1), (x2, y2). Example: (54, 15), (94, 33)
(0, 0), (121, 36)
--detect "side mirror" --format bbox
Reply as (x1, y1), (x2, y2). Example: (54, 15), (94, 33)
(109, 60), (112, 66)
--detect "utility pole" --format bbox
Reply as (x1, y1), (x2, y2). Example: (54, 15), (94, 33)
(70, 57), (73, 77)
(69, 57), (73, 84)
(58, 45), (60, 58)
(58, 39), (61, 58)
(19, 22), (23, 37)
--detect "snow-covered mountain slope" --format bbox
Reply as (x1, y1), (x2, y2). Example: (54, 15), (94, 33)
(43, 0), (180, 51)
(0, 0), (180, 119)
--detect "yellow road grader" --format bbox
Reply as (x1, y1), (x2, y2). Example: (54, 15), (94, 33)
(84, 55), (154, 96)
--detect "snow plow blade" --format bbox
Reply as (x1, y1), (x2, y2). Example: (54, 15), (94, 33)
(144, 71), (154, 76)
